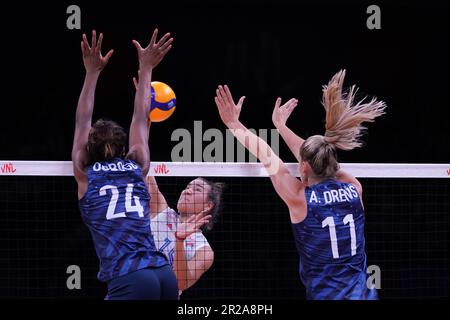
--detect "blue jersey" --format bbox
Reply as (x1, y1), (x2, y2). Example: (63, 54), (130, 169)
(79, 158), (168, 282)
(291, 179), (378, 300)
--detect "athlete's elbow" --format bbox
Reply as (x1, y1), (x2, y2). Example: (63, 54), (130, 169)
(177, 278), (191, 292)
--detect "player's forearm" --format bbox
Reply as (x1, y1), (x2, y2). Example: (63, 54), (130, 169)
(173, 239), (194, 291)
(277, 124), (305, 162)
(146, 176), (159, 194)
(227, 121), (281, 174)
(75, 71), (100, 124)
(133, 68), (153, 125)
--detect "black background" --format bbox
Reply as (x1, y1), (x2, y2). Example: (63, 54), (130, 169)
(1, 0), (449, 162)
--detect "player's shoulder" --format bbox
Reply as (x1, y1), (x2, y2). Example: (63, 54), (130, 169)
(152, 206), (178, 221)
(336, 179), (363, 196)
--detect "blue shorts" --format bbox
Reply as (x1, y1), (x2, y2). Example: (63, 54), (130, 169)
(106, 265), (178, 300)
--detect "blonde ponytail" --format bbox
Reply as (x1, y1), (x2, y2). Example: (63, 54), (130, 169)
(322, 69), (386, 150)
(300, 70), (386, 178)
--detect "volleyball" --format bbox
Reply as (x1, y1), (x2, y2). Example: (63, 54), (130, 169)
(149, 81), (176, 122)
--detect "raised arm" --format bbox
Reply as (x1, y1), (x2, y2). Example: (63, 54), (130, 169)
(72, 31), (113, 198)
(173, 214), (213, 291)
(272, 93), (362, 193)
(214, 85), (307, 223)
(272, 97), (304, 162)
(174, 243), (214, 292)
(126, 29), (173, 176)
(133, 76), (152, 135)
(145, 176), (169, 218)
(272, 94), (362, 195)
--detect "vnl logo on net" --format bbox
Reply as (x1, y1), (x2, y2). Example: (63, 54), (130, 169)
(0, 162), (16, 174)
(170, 121), (280, 163)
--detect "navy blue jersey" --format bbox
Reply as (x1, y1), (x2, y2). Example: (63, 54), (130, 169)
(291, 179), (377, 300)
(79, 158), (168, 282)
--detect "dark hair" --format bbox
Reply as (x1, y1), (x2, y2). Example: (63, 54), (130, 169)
(198, 178), (225, 233)
(86, 119), (127, 164)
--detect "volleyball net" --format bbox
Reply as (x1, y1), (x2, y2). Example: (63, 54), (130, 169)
(0, 161), (449, 299)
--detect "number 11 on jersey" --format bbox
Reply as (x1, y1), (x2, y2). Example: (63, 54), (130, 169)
(322, 214), (356, 259)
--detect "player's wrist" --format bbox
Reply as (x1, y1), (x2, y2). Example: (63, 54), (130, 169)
(138, 65), (153, 75)
(174, 231), (186, 241)
(85, 70), (101, 77)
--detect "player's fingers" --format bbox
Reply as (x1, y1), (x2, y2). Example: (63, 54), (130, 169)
(287, 102), (297, 113)
(81, 41), (86, 55)
(96, 32), (103, 53)
(197, 215), (211, 225)
(149, 28), (158, 46)
(156, 32), (171, 47)
(218, 86), (229, 106)
(132, 40), (143, 51)
(82, 34), (91, 51)
(91, 30), (97, 49)
(215, 89), (225, 109)
(103, 50), (114, 63)
(159, 37), (173, 52)
(186, 215), (197, 223)
(224, 85), (235, 105)
(160, 44), (172, 56)
(237, 96), (246, 110)
(275, 97), (282, 110)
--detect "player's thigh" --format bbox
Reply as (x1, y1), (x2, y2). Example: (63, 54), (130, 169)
(107, 268), (161, 300)
(154, 264), (179, 300)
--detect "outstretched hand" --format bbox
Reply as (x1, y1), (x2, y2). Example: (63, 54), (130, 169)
(214, 85), (245, 127)
(81, 30), (114, 73)
(176, 211), (211, 240)
(132, 29), (173, 71)
(272, 97), (298, 129)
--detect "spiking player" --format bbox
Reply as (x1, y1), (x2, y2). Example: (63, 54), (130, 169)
(214, 70), (385, 299)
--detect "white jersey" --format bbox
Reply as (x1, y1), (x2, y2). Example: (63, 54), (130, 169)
(150, 207), (210, 265)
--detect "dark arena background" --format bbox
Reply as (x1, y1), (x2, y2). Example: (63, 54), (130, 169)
(0, 0), (450, 309)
